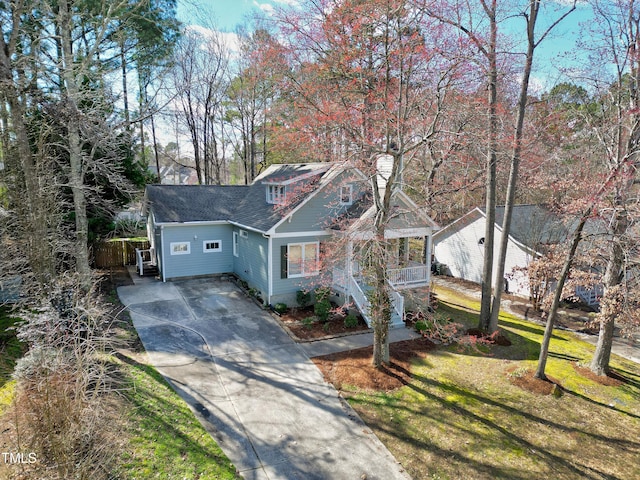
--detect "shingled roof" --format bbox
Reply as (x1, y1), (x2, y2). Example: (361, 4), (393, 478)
(145, 163), (332, 232)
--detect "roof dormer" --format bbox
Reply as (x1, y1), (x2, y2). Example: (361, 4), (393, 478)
(266, 184), (286, 205)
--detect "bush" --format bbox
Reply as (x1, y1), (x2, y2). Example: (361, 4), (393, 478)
(302, 317), (315, 329)
(274, 303), (288, 315)
(414, 320), (428, 333)
(296, 290), (311, 308)
(314, 298), (331, 323)
(344, 314), (358, 328)
(315, 286), (331, 302)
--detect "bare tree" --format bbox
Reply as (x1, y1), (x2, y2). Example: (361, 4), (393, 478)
(171, 26), (229, 184)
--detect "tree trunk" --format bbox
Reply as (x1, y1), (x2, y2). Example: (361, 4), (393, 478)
(535, 215), (587, 380)
(489, 1), (540, 333)
(478, 0), (498, 332)
(59, 0), (91, 285)
(590, 211), (626, 375)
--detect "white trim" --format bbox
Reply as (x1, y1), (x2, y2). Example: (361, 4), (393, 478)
(339, 184), (353, 205)
(287, 241), (319, 278)
(203, 240), (222, 253)
(161, 226), (166, 282)
(239, 229), (248, 238)
(266, 163), (369, 235)
(271, 230), (330, 239)
(266, 184), (286, 204)
(261, 167), (330, 186)
(233, 231), (239, 257)
(228, 221), (267, 235)
(385, 227), (432, 239)
(170, 241), (191, 255)
(153, 220), (229, 227)
(267, 235), (273, 305)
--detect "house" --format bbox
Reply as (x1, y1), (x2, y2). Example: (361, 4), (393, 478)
(141, 160), (438, 327)
(433, 205), (603, 306)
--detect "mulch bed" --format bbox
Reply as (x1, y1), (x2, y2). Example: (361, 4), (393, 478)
(277, 306), (370, 341)
(312, 337), (436, 391)
(508, 369), (562, 396)
(572, 363), (624, 387)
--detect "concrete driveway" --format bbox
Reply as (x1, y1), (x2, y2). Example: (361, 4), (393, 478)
(117, 277), (411, 480)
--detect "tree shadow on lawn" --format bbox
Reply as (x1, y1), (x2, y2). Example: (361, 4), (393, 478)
(436, 301), (586, 363)
(351, 360), (637, 480)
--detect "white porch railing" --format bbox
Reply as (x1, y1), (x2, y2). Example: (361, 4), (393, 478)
(575, 284), (603, 307)
(332, 267), (404, 328)
(136, 248), (155, 276)
(389, 286), (404, 322)
(348, 273), (371, 324)
(388, 265), (430, 288)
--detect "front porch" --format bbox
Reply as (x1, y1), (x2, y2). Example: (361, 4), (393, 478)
(331, 235), (432, 329)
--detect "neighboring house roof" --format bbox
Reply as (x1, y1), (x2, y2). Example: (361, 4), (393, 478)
(435, 204), (606, 256)
(490, 205), (570, 247)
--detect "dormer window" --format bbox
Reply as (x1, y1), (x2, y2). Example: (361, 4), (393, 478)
(267, 184), (286, 204)
(340, 184), (353, 205)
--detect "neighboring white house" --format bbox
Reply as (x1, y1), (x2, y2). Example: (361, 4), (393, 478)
(433, 205), (572, 298)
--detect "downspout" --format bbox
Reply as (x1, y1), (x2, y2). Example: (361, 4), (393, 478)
(161, 225), (166, 282)
(265, 233), (272, 305)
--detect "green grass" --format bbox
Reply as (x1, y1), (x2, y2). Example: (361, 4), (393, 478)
(115, 355), (240, 479)
(1, 303), (239, 479)
(344, 285), (640, 480)
(0, 307), (24, 407)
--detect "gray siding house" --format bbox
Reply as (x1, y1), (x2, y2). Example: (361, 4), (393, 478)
(433, 205), (603, 306)
(143, 161), (438, 326)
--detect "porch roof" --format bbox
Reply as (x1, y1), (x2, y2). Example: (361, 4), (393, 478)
(331, 189), (438, 237)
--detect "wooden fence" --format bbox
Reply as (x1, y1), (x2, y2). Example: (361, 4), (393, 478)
(93, 239), (150, 268)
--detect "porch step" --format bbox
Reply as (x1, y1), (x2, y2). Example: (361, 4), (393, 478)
(139, 263), (159, 277)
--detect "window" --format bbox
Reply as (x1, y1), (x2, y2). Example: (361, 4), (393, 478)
(239, 229), (248, 238)
(233, 232), (239, 257)
(203, 240), (222, 253)
(286, 242), (319, 278)
(266, 184), (286, 204)
(339, 184), (353, 205)
(170, 242), (190, 255)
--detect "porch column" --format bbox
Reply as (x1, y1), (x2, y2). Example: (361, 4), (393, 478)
(345, 239), (353, 302)
(426, 235), (433, 269)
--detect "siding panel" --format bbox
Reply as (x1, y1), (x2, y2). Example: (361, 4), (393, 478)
(433, 216), (533, 296)
(276, 172), (368, 234)
(233, 229), (269, 297)
(161, 224), (234, 279)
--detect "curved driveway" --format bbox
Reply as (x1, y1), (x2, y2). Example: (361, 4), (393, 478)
(118, 277), (411, 480)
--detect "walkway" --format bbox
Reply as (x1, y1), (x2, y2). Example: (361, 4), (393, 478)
(118, 277), (411, 480)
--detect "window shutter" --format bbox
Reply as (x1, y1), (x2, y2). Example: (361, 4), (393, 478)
(281, 245), (288, 279)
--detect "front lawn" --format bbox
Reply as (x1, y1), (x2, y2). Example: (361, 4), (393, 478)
(115, 354), (240, 479)
(314, 285), (640, 479)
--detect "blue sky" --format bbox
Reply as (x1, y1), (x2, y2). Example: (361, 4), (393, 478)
(177, 0), (594, 91)
(177, 0), (290, 31)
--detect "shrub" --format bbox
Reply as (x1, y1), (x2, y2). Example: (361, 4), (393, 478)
(314, 298), (331, 323)
(322, 322), (331, 332)
(296, 290), (312, 308)
(315, 286), (331, 302)
(344, 314), (358, 328)
(414, 320), (428, 333)
(302, 317), (315, 329)
(274, 303), (288, 315)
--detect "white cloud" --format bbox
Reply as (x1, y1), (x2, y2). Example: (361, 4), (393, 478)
(184, 24), (240, 54)
(253, 0), (300, 16)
